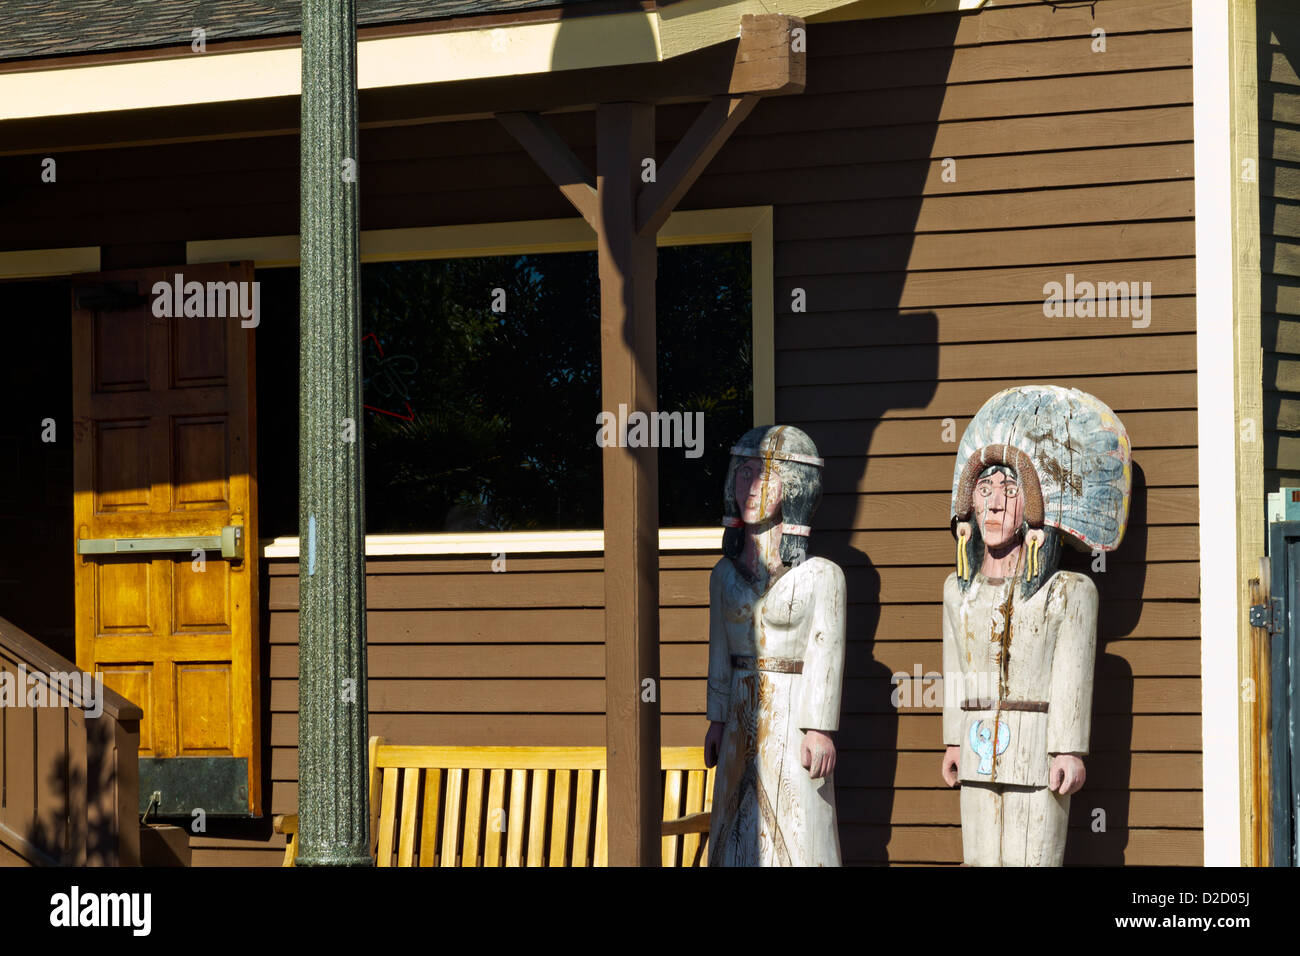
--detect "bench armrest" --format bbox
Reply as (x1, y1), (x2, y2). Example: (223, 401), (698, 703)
(660, 811), (711, 837)
(273, 814), (299, 867)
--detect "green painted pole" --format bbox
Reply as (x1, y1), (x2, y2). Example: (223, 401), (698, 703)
(296, 0), (371, 867)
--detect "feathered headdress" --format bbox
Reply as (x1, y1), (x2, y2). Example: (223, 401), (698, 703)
(950, 385), (1132, 594)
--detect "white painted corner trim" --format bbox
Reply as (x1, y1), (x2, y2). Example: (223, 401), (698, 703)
(1192, 0), (1242, 867)
(262, 527), (723, 558)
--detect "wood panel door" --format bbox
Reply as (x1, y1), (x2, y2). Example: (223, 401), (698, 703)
(72, 263), (261, 817)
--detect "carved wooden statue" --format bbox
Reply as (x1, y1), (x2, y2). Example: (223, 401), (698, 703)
(704, 425), (846, 866)
(939, 385), (1131, 866)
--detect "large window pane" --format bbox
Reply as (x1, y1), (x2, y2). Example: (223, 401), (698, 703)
(255, 242), (751, 537)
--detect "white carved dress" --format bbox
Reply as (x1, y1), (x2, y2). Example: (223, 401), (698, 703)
(941, 569), (1099, 865)
(706, 555), (846, 866)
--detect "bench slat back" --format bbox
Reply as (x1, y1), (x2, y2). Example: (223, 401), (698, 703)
(367, 739), (713, 867)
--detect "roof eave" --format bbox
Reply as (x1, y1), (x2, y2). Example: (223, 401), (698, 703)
(0, 0), (985, 122)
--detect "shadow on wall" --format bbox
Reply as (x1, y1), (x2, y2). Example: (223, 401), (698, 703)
(548, 7), (947, 863)
(19, 710), (131, 866)
(646, 10), (959, 864)
(550, 2), (659, 73)
(774, 13), (956, 865)
(1060, 460), (1147, 865)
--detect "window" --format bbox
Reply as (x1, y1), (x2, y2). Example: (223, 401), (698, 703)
(255, 241), (752, 537)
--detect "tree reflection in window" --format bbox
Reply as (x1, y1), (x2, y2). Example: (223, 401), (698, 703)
(255, 242), (751, 535)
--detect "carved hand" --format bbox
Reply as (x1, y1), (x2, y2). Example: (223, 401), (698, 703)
(1049, 754), (1086, 795)
(704, 720), (725, 768)
(941, 745), (961, 787)
(801, 729), (836, 779)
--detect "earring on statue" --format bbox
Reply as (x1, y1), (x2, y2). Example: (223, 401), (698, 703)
(955, 521), (972, 579)
(1024, 528), (1046, 580)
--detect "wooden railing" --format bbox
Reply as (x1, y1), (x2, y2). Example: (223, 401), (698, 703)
(0, 614), (142, 865)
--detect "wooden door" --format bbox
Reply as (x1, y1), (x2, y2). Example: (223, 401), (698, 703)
(72, 263), (261, 817)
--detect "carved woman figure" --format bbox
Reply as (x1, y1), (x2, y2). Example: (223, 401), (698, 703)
(704, 425), (845, 866)
(938, 386), (1131, 866)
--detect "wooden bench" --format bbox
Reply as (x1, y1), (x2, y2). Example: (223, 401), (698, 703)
(274, 736), (715, 866)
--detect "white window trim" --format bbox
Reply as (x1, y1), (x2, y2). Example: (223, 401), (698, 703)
(0, 246), (99, 279)
(263, 527), (722, 558)
(188, 205), (774, 557)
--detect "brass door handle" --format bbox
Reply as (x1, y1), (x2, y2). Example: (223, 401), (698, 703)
(76, 526), (244, 560)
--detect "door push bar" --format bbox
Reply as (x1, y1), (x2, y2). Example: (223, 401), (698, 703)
(77, 525), (244, 561)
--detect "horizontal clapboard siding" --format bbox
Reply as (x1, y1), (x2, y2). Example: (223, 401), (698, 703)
(213, 0), (1198, 868)
(1262, 0), (1300, 492)
(764, 0), (1199, 866)
(0, 0), (1200, 865)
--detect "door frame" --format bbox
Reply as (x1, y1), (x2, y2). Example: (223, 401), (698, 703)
(1268, 520), (1300, 866)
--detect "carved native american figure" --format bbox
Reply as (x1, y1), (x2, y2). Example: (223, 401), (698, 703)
(939, 385), (1131, 866)
(704, 426), (846, 866)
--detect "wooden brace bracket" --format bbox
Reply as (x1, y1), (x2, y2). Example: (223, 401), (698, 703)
(497, 14), (804, 235)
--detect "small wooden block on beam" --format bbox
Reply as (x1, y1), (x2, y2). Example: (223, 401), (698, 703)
(730, 14), (806, 96)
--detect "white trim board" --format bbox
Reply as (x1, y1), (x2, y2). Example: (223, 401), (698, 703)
(190, 205), (775, 427)
(187, 206), (769, 264)
(0, 0), (986, 122)
(0, 246), (99, 279)
(1192, 0), (1242, 867)
(263, 528), (723, 558)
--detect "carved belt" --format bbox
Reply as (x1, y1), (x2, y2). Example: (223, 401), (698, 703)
(961, 698), (1049, 713)
(731, 655), (803, 674)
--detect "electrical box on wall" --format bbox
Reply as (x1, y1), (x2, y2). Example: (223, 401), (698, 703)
(1269, 488), (1300, 527)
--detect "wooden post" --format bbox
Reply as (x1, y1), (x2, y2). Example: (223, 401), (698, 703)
(596, 101), (662, 866)
(1230, 0), (1264, 866)
(497, 14), (804, 865)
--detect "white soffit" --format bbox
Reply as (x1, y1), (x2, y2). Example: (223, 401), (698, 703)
(0, 0), (985, 121)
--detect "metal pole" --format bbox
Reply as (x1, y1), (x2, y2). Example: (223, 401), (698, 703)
(296, 0), (371, 866)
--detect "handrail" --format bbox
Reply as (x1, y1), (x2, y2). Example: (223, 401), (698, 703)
(0, 613), (142, 722)
(0, 611), (142, 866)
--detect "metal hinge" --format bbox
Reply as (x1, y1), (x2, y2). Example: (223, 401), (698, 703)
(1250, 599), (1284, 634)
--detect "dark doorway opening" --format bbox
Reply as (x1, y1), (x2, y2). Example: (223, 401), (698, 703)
(0, 277), (74, 659)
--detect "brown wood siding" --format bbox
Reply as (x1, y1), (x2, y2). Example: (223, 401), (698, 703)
(762, 0), (1198, 866)
(0, 0), (1199, 865)
(1262, 0), (1300, 492)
